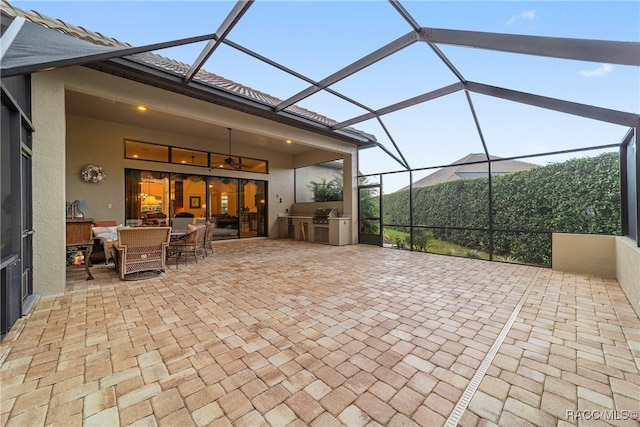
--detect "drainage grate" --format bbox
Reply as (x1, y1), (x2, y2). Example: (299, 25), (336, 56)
(444, 268), (542, 427)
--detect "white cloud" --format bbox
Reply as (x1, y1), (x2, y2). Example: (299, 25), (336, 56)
(507, 9), (537, 26)
(580, 64), (613, 77)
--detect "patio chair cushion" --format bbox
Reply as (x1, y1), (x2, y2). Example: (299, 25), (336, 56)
(183, 223), (203, 245)
(93, 220), (117, 228)
(92, 224), (127, 265)
(92, 226), (118, 244)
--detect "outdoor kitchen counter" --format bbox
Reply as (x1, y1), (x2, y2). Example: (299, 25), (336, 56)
(278, 214), (352, 245)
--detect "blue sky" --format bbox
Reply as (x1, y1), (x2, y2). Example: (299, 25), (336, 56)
(10, 1), (640, 192)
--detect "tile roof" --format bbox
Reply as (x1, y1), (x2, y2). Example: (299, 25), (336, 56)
(1, 0), (130, 48)
(398, 153), (539, 191)
(1, 0), (375, 143)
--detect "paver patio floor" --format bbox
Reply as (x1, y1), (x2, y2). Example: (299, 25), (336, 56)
(1, 239), (638, 426)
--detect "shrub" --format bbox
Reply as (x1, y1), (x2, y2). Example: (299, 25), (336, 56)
(382, 152), (620, 265)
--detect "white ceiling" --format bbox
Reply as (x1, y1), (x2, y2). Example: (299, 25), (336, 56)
(64, 89), (313, 155)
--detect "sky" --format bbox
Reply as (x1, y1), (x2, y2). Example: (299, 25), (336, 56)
(9, 0), (640, 192)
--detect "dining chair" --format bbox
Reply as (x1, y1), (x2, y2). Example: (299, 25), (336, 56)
(168, 224), (206, 267)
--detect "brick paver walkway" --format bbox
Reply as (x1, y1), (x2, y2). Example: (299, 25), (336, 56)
(1, 239), (638, 426)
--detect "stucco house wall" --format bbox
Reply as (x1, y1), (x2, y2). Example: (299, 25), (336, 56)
(552, 233), (616, 278)
(65, 115), (295, 226)
(552, 233), (640, 318)
(32, 65), (359, 296)
(32, 71), (67, 296)
(615, 236), (640, 318)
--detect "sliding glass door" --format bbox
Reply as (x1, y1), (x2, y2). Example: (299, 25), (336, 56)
(240, 179), (266, 238)
(171, 174), (207, 220)
(125, 170), (267, 240)
(125, 170), (170, 227)
(208, 177), (239, 239)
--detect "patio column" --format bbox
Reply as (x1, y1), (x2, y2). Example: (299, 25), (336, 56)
(32, 71), (67, 295)
(343, 151), (358, 243)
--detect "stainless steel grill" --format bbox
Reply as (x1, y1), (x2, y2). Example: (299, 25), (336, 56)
(312, 207), (338, 225)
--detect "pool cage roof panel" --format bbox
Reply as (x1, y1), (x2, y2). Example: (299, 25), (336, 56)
(1, 0), (639, 191)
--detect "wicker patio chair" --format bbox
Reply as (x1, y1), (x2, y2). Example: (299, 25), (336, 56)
(167, 224), (207, 268)
(112, 227), (171, 280)
(91, 220), (118, 265)
(204, 221), (216, 256)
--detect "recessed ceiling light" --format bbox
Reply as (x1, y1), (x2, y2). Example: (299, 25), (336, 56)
(137, 105), (147, 111)
(286, 139), (292, 144)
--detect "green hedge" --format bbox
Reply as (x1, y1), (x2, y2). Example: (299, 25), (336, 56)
(383, 152), (621, 265)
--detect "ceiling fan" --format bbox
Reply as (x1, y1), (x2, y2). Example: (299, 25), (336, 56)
(224, 127), (240, 170)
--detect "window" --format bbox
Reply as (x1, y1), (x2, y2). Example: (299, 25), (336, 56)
(210, 153), (240, 171)
(171, 174), (206, 218)
(241, 157), (268, 173)
(171, 148), (208, 167)
(125, 140), (169, 162)
(125, 170), (169, 227)
(125, 139), (268, 173)
(295, 159), (344, 202)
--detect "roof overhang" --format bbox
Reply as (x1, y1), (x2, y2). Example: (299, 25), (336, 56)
(86, 57), (377, 148)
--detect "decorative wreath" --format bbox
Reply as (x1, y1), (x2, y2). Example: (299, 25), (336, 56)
(81, 164), (106, 183)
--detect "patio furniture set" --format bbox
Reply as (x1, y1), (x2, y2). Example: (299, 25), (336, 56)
(69, 220), (216, 281)
(168, 222), (215, 268)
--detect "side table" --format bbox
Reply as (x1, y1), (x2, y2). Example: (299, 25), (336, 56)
(66, 219), (94, 280)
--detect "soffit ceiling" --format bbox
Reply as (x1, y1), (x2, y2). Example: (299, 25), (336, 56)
(64, 90), (310, 155)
